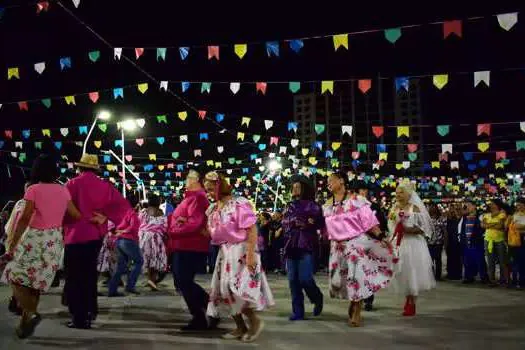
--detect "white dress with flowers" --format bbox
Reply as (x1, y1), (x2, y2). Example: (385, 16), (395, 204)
(387, 205), (435, 296)
(206, 197), (275, 317)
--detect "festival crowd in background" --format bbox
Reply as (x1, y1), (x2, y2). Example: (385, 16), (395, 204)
(0, 153), (524, 341)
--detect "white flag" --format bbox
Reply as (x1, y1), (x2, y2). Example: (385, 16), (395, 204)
(194, 149), (202, 157)
(255, 158), (262, 165)
(60, 128), (69, 137)
(72, 0), (80, 7)
(497, 12), (518, 31)
(341, 125), (353, 136)
(451, 161), (459, 169)
(279, 146), (287, 154)
(217, 146), (224, 153)
(226, 169), (233, 175)
(372, 163), (380, 170)
(136, 119), (146, 128)
(11, 152), (17, 158)
(442, 144), (453, 154)
(34, 62), (46, 74)
(474, 71), (490, 87)
(15, 142), (23, 149)
(520, 122), (525, 133)
(403, 161), (411, 169)
(268, 153), (276, 159)
(290, 139), (299, 148)
(230, 82), (240, 94)
(180, 135), (188, 143)
(114, 48), (122, 60)
(160, 81), (168, 91)
(264, 120), (274, 130)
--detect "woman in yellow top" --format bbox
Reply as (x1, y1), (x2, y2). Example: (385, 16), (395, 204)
(481, 199), (508, 286)
(506, 198), (525, 288)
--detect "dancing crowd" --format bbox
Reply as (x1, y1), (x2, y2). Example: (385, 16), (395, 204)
(1, 153), (523, 341)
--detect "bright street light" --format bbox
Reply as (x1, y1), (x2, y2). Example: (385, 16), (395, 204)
(97, 110), (111, 120)
(83, 110), (112, 155)
(268, 160), (282, 172)
(121, 119), (137, 131)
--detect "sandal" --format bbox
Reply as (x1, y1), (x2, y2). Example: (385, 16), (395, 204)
(242, 320), (265, 343)
(348, 301), (362, 327)
(222, 329), (247, 340)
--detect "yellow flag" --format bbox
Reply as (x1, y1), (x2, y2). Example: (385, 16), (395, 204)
(178, 111), (188, 121)
(478, 142), (490, 152)
(301, 148), (309, 156)
(215, 162), (222, 169)
(453, 185), (460, 192)
(94, 140), (102, 148)
(106, 165), (113, 171)
(333, 34), (349, 50)
(241, 117), (251, 127)
(237, 132), (245, 141)
(42, 129), (51, 137)
(331, 142), (341, 151)
(432, 161), (440, 169)
(158, 165), (165, 171)
(7, 67), (20, 80)
(433, 74), (449, 90)
(149, 154), (157, 161)
(379, 153), (388, 161)
(150, 180), (156, 186)
(331, 160), (340, 168)
(234, 44), (247, 59)
(206, 160), (214, 166)
(308, 157), (317, 165)
(397, 126), (409, 138)
(396, 163), (403, 170)
(321, 81), (334, 94)
(495, 163), (504, 169)
(64, 95), (76, 105)
(137, 83), (149, 94)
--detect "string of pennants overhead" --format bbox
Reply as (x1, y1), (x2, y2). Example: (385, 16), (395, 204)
(2, 11), (520, 82)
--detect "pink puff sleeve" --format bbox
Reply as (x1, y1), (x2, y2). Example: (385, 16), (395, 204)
(23, 185), (36, 201)
(356, 205), (380, 233)
(236, 201), (257, 230)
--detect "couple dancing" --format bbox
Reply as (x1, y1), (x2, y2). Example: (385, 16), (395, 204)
(167, 169), (273, 343)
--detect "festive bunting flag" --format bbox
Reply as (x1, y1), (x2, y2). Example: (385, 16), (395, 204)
(403, 161), (411, 169)
(372, 126), (384, 138)
(171, 152), (179, 159)
(4, 130), (12, 138)
(259, 144), (267, 151)
(217, 146), (224, 154)
(437, 125), (450, 136)
(384, 28), (402, 44)
(321, 81), (334, 94)
(377, 144), (386, 153)
(331, 142), (341, 151)
(160, 81), (168, 91)
(379, 153), (388, 161)
(113, 88), (124, 99)
(18, 102), (28, 111)
(94, 140), (102, 148)
(156, 48), (167, 61)
(135, 48), (144, 59)
(156, 115), (167, 124)
(208, 46), (219, 60)
(266, 41), (279, 57)
(88, 50), (100, 62)
(36, 1), (50, 13)
(42, 129), (51, 137)
(496, 151), (507, 160)
(397, 126), (409, 138)
(431, 161), (440, 169)
(59, 57), (71, 71)
(433, 74), (449, 89)
(7, 67), (19, 80)
(34, 62), (45, 74)
(478, 142), (490, 152)
(408, 153), (417, 161)
(72, 0), (80, 8)
(136, 138), (144, 146)
(407, 144), (418, 152)
(289, 39), (304, 53)
(78, 126), (88, 135)
(497, 12), (518, 31)
(201, 82), (211, 94)
(315, 124), (325, 134)
(181, 81), (190, 92)
(279, 146), (287, 154)
(289, 81), (301, 93)
(442, 144), (453, 154)
(179, 47), (190, 60)
(98, 124), (107, 132)
(517, 141), (525, 151)
(395, 77), (409, 91)
(15, 142), (22, 149)
(264, 120), (274, 130)
(357, 144), (367, 153)
(333, 34), (348, 50)
(342, 125), (353, 137)
(41, 98), (52, 108)
(477, 123), (491, 136)
(291, 139), (299, 148)
(178, 111), (188, 121)
(136, 119), (145, 128)
(358, 79), (372, 94)
(88, 91), (99, 103)
(114, 140), (123, 148)
(64, 95), (76, 105)
(301, 148), (309, 156)
(149, 154), (156, 161)
(179, 135), (188, 143)
(234, 44), (247, 59)
(194, 150), (202, 157)
(199, 133), (209, 141)
(352, 152), (361, 160)
(215, 113), (224, 122)
(252, 135), (261, 142)
(256, 82), (267, 95)
(463, 152), (473, 161)
(22, 130), (30, 139)
(241, 117), (251, 127)
(230, 82), (240, 94)
(443, 20), (462, 38)
(270, 137), (279, 146)
(451, 161), (459, 169)
(114, 48), (122, 60)
(288, 122), (298, 132)
(137, 83), (148, 94)
(474, 71), (490, 87)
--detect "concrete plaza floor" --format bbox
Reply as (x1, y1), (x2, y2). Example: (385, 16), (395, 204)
(1, 274), (524, 350)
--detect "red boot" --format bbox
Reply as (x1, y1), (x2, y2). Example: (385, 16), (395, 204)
(403, 302), (416, 317)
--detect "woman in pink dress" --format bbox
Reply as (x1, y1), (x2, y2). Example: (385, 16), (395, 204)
(97, 221), (117, 283)
(138, 193), (168, 291)
(204, 171), (274, 343)
(323, 171), (395, 327)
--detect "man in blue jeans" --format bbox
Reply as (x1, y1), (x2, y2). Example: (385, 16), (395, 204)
(282, 176), (324, 321)
(459, 202), (489, 284)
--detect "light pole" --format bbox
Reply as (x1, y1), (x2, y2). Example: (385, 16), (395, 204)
(101, 149), (147, 201)
(120, 119), (138, 198)
(268, 160), (283, 212)
(82, 110), (111, 155)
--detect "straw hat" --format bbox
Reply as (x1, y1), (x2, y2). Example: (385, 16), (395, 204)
(75, 154), (100, 170)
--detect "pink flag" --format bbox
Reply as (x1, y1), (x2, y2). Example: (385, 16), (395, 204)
(135, 48), (144, 59)
(208, 46), (220, 60)
(270, 136), (279, 146)
(89, 91), (99, 103)
(18, 101), (29, 111)
(198, 110), (207, 120)
(495, 151), (506, 160)
(256, 82), (267, 95)
(135, 138), (144, 146)
(477, 123), (491, 136)
(358, 79), (371, 94)
(407, 144), (418, 153)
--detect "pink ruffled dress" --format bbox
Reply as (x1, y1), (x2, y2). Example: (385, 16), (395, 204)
(206, 197), (275, 317)
(138, 209), (168, 272)
(323, 194), (396, 301)
(97, 221), (117, 273)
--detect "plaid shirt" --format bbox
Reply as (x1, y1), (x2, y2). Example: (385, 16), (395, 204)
(428, 216), (446, 245)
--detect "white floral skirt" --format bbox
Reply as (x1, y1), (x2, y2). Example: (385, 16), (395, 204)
(139, 231), (167, 272)
(207, 242), (275, 317)
(97, 234), (117, 273)
(329, 234), (396, 301)
(1, 227), (63, 292)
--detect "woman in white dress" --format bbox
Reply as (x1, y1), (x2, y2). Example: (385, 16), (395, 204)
(387, 181), (435, 316)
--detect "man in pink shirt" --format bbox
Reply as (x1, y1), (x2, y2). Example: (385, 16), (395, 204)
(167, 169), (212, 331)
(63, 154), (129, 329)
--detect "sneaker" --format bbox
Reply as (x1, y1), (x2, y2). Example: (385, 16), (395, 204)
(313, 296), (323, 317)
(364, 303), (373, 312)
(208, 316), (220, 330)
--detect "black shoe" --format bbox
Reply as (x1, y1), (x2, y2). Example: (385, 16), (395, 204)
(108, 292), (125, 297)
(313, 296), (324, 316)
(8, 296), (22, 315)
(16, 313), (42, 339)
(180, 320), (208, 331)
(462, 279), (474, 284)
(364, 303), (374, 312)
(51, 276), (60, 288)
(208, 317), (220, 330)
(126, 289), (140, 295)
(66, 320), (91, 329)
(156, 272), (167, 284)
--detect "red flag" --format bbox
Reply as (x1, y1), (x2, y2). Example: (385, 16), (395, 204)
(477, 123), (491, 136)
(372, 126), (384, 138)
(36, 1), (50, 13)
(496, 151), (506, 160)
(407, 144), (418, 153)
(443, 20), (462, 39)
(18, 101), (29, 111)
(208, 46), (219, 60)
(270, 136), (279, 146)
(135, 48), (144, 59)
(5, 130), (13, 139)
(175, 172), (182, 178)
(198, 110), (207, 120)
(358, 79), (371, 94)
(89, 91), (99, 103)
(256, 82), (267, 95)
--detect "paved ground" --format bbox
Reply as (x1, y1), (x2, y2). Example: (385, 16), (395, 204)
(1, 274), (525, 350)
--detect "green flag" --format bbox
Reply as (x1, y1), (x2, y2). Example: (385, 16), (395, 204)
(88, 51), (100, 62)
(408, 153), (417, 161)
(252, 134), (261, 143)
(34, 142), (42, 150)
(98, 123), (107, 132)
(171, 152), (179, 159)
(156, 48), (167, 61)
(437, 125), (450, 137)
(157, 115), (167, 124)
(384, 28), (402, 44)
(289, 81), (301, 93)
(315, 124), (325, 134)
(357, 144), (367, 153)
(41, 98), (52, 108)
(517, 141), (525, 151)
(228, 158), (235, 165)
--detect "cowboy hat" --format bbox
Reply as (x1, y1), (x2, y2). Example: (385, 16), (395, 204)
(74, 154), (100, 170)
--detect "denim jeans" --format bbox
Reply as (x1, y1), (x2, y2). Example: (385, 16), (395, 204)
(171, 251), (209, 324)
(287, 253), (323, 318)
(485, 241), (507, 283)
(109, 238), (144, 295)
(509, 245), (525, 286)
(428, 244), (443, 280)
(463, 245), (488, 281)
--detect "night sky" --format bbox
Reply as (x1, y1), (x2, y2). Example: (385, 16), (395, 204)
(0, 1), (523, 202)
